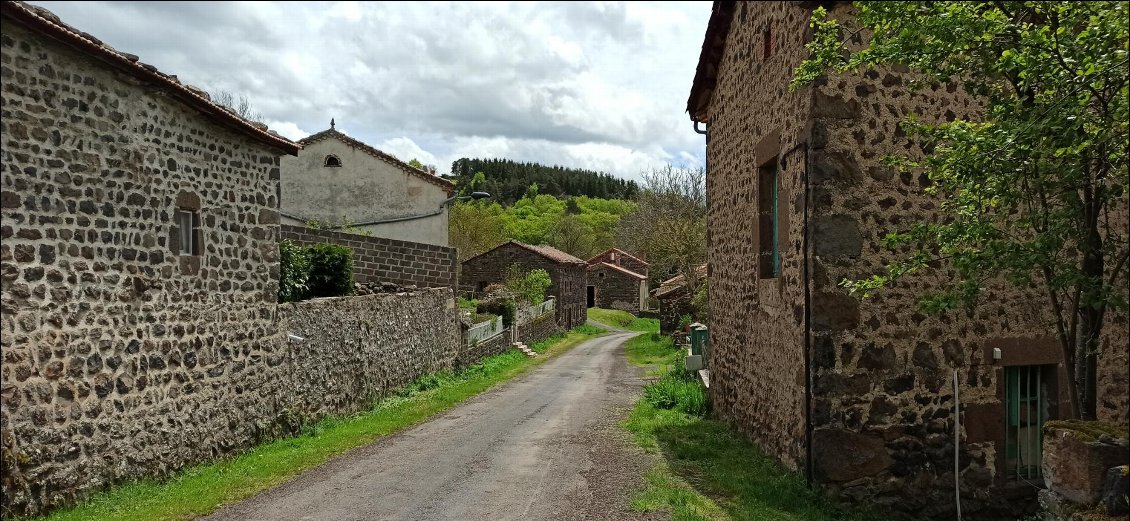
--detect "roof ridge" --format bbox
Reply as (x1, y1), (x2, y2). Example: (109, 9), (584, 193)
(299, 128), (454, 192)
(1, 1), (299, 154)
(594, 261), (647, 280)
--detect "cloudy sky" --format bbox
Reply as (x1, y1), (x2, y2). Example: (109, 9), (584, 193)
(35, 1), (711, 181)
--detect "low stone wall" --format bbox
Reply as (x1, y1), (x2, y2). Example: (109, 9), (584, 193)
(456, 330), (513, 368)
(517, 312), (562, 346)
(282, 289), (460, 419)
(280, 224), (458, 289)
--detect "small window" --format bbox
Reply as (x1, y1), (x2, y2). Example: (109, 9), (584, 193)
(1003, 365), (1057, 481)
(758, 158), (779, 279)
(175, 210), (198, 256)
(324, 155), (342, 167)
(763, 25), (774, 60)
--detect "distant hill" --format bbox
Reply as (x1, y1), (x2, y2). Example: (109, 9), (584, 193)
(449, 158), (639, 204)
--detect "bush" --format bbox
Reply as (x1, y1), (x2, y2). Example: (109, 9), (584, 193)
(477, 299), (517, 327)
(304, 243), (354, 298)
(503, 265), (553, 305)
(279, 240), (310, 303)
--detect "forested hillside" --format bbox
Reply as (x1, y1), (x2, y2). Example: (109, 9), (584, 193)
(449, 158), (638, 204)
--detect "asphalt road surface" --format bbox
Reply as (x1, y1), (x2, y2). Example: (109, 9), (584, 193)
(204, 330), (661, 521)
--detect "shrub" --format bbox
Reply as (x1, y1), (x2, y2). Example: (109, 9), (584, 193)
(279, 240), (310, 303)
(477, 299), (517, 327)
(503, 265), (553, 305)
(304, 243), (354, 298)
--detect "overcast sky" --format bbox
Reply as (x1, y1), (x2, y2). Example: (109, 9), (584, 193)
(35, 1), (711, 181)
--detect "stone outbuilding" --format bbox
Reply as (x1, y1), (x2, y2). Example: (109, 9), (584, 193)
(654, 264), (708, 335)
(686, 1), (1127, 520)
(280, 124), (456, 246)
(460, 241), (587, 330)
(1, 1), (299, 515)
(585, 248), (649, 312)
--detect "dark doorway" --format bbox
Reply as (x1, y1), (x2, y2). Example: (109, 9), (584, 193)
(586, 286), (595, 308)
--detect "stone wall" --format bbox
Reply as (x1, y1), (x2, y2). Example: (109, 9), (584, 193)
(702, 0), (813, 470)
(280, 224), (458, 289)
(587, 263), (644, 312)
(0, 20), (292, 516)
(658, 289), (691, 335)
(700, 2), (1127, 520)
(460, 242), (587, 330)
(456, 329), (512, 368)
(516, 312), (562, 346)
(281, 289), (459, 420)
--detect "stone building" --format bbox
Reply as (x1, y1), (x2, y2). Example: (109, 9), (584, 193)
(585, 248), (649, 312)
(686, 1), (1128, 520)
(653, 264), (707, 335)
(460, 241), (587, 330)
(0, 1), (299, 514)
(280, 124), (456, 246)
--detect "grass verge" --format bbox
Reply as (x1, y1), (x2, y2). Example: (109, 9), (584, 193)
(624, 343), (886, 520)
(587, 307), (659, 333)
(35, 326), (604, 521)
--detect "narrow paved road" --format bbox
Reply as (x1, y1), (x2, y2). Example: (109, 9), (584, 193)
(205, 331), (660, 521)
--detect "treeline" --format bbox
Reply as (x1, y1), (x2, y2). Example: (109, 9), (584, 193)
(449, 192), (636, 262)
(449, 158), (639, 204)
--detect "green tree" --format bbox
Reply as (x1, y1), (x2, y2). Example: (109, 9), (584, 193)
(619, 166), (708, 291)
(504, 266), (553, 306)
(795, 1), (1128, 419)
(407, 158), (425, 170)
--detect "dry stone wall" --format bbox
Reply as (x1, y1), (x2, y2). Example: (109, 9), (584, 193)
(281, 289), (460, 420)
(1, 21), (291, 516)
(516, 312), (562, 346)
(457, 329), (512, 368)
(280, 224), (458, 289)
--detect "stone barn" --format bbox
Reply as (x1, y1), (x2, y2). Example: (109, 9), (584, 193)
(686, 1), (1128, 520)
(585, 248), (649, 312)
(460, 240), (587, 329)
(653, 265), (707, 335)
(0, 1), (299, 514)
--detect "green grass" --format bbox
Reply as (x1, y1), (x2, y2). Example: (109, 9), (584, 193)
(624, 332), (681, 369)
(587, 307), (659, 333)
(34, 327), (604, 521)
(625, 403), (889, 521)
(624, 344), (887, 521)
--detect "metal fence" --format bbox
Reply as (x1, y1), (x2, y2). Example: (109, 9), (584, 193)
(466, 316), (505, 345)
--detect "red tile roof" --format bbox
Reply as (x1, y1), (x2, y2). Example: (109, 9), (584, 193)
(299, 128), (455, 193)
(655, 264), (709, 298)
(467, 240), (586, 266)
(590, 261), (647, 280)
(586, 247), (649, 266)
(2, 1), (299, 155)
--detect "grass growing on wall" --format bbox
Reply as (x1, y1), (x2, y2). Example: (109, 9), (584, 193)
(622, 336), (886, 521)
(587, 308), (659, 333)
(34, 327), (605, 521)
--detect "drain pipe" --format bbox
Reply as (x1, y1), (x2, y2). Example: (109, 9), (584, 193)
(954, 367), (963, 520)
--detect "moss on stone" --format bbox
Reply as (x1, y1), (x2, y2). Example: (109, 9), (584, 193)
(1044, 419), (1129, 442)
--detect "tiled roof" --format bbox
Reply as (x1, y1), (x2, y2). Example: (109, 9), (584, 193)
(590, 262), (647, 280)
(298, 128), (455, 193)
(586, 248), (649, 266)
(520, 242), (587, 265)
(655, 264), (709, 298)
(1, 1), (299, 155)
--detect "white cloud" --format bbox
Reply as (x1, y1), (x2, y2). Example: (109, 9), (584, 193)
(33, 0), (710, 179)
